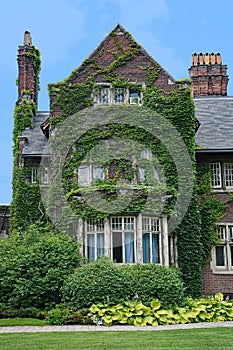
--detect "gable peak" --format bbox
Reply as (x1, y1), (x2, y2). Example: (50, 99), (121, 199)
(110, 23), (131, 36)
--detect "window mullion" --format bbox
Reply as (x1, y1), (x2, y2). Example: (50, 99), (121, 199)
(122, 226), (125, 263)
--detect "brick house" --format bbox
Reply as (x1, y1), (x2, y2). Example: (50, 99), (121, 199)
(9, 24), (233, 296)
(191, 54), (233, 295)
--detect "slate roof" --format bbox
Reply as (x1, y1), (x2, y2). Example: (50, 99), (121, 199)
(21, 96), (233, 156)
(22, 111), (49, 156)
(194, 96), (233, 151)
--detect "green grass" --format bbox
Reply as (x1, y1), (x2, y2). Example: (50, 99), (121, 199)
(0, 328), (233, 350)
(0, 318), (48, 327)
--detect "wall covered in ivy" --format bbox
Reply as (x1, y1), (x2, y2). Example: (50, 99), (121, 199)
(11, 26), (223, 298)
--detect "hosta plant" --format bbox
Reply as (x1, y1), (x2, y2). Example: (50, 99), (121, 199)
(88, 293), (233, 327)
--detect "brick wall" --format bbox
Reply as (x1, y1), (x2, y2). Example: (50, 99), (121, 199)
(49, 27), (178, 112)
(202, 262), (233, 296)
(189, 53), (228, 97)
(72, 33), (176, 90)
(17, 32), (38, 106)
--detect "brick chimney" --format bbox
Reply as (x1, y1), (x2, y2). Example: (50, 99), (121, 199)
(17, 31), (39, 106)
(189, 53), (228, 97)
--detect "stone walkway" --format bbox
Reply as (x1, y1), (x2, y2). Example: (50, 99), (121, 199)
(1, 321), (233, 333)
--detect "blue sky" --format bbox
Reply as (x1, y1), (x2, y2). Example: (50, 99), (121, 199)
(1, 0), (233, 203)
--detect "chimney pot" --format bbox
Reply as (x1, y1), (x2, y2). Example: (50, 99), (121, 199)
(24, 31), (32, 46)
(189, 52), (228, 97)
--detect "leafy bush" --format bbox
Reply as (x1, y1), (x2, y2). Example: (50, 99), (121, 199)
(0, 304), (45, 319)
(121, 263), (185, 308)
(46, 306), (92, 325)
(0, 223), (81, 309)
(46, 305), (76, 325)
(62, 257), (185, 309)
(89, 293), (233, 326)
(62, 257), (131, 308)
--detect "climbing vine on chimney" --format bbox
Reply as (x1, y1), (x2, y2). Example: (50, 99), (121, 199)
(11, 38), (44, 233)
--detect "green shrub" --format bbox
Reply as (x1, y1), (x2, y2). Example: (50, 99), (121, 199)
(62, 257), (185, 309)
(0, 223), (81, 309)
(0, 304), (45, 319)
(62, 257), (131, 308)
(121, 263), (185, 308)
(46, 305), (75, 325)
(46, 306), (92, 325)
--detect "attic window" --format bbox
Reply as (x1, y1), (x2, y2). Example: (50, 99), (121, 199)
(95, 85), (142, 105)
(98, 88), (110, 105)
(129, 90), (141, 105)
(113, 88), (125, 104)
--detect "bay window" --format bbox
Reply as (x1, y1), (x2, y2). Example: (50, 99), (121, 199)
(86, 220), (105, 260)
(142, 217), (160, 263)
(111, 216), (135, 263)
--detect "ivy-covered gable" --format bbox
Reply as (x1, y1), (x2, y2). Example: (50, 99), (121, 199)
(63, 24), (176, 87)
(48, 24), (178, 126)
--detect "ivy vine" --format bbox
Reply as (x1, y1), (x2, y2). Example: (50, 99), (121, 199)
(11, 27), (224, 299)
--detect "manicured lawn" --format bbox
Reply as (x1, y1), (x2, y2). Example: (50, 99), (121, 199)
(0, 319), (48, 327)
(0, 328), (233, 350)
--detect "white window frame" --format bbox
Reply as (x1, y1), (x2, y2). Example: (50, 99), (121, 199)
(98, 87), (110, 105)
(212, 223), (233, 273)
(81, 215), (168, 265)
(142, 217), (161, 263)
(95, 85), (142, 106)
(93, 166), (104, 181)
(31, 167), (38, 184)
(129, 90), (142, 105)
(111, 216), (136, 263)
(210, 162), (233, 190)
(78, 165), (90, 185)
(113, 88), (125, 104)
(85, 220), (105, 261)
(78, 164), (105, 185)
(210, 162), (222, 188)
(224, 163), (233, 188)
